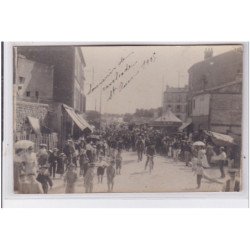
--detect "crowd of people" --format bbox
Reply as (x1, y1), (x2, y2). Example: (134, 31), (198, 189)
(14, 124), (241, 194)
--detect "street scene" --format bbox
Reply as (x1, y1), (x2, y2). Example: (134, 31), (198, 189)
(13, 44), (243, 194)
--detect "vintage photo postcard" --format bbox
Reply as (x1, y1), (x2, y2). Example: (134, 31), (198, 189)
(7, 43), (247, 197)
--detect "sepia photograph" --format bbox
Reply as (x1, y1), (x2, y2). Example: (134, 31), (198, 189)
(12, 44), (244, 195)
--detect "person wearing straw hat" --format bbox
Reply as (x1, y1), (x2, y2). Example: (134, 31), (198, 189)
(48, 148), (59, 179)
(222, 169), (240, 192)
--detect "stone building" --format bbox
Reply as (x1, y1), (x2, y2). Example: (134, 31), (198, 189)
(15, 46), (91, 148)
(17, 46), (86, 113)
(162, 85), (188, 122)
(187, 47), (243, 136)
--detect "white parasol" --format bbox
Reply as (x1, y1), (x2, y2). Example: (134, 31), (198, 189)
(15, 140), (34, 150)
(193, 141), (205, 146)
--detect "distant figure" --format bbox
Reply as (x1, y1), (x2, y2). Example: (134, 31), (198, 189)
(64, 164), (77, 193)
(218, 147), (227, 178)
(48, 148), (59, 179)
(57, 153), (66, 178)
(36, 166), (53, 194)
(115, 151), (122, 175)
(135, 136), (145, 162)
(106, 160), (116, 192)
(84, 163), (95, 193)
(145, 143), (156, 170)
(194, 162), (204, 189)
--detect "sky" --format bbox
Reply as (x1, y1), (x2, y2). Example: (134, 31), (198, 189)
(82, 45), (241, 114)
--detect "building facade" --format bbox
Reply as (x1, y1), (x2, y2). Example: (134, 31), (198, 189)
(15, 46), (90, 148)
(187, 47), (243, 136)
(162, 85), (188, 122)
(17, 46), (86, 113)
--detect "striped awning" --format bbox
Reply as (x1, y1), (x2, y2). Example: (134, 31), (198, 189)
(63, 104), (93, 132)
(27, 116), (41, 134)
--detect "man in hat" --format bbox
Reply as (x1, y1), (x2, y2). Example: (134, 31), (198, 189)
(218, 147), (227, 178)
(64, 163), (77, 193)
(135, 135), (145, 162)
(26, 171), (44, 194)
(84, 162), (95, 193)
(48, 148), (59, 179)
(57, 153), (66, 177)
(222, 169), (240, 192)
(36, 166), (53, 194)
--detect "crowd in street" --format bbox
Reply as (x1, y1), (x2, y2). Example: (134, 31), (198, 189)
(14, 124), (241, 194)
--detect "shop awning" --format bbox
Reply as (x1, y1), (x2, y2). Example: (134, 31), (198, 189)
(27, 116), (41, 134)
(204, 130), (235, 146)
(63, 104), (93, 132)
(179, 118), (192, 130)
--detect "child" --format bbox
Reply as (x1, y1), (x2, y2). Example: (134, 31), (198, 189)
(84, 163), (95, 193)
(64, 163), (77, 193)
(106, 160), (116, 192)
(97, 156), (107, 183)
(36, 166), (53, 194)
(194, 162), (204, 189)
(115, 150), (122, 175)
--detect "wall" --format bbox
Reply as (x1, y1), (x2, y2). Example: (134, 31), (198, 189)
(191, 115), (209, 131)
(192, 93), (210, 116)
(210, 93), (242, 135)
(15, 101), (49, 132)
(18, 46), (75, 108)
(188, 49), (243, 93)
(16, 56), (54, 102)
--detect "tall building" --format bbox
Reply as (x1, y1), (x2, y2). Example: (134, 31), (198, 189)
(17, 46), (86, 113)
(162, 85), (188, 122)
(187, 47), (243, 136)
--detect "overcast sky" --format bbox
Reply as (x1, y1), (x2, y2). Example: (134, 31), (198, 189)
(82, 45), (241, 114)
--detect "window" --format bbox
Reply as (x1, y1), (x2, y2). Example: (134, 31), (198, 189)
(192, 99), (195, 109)
(19, 76), (25, 84)
(18, 86), (22, 90)
(26, 91), (30, 97)
(35, 91), (39, 99)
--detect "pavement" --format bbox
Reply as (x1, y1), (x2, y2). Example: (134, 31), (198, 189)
(48, 151), (226, 194)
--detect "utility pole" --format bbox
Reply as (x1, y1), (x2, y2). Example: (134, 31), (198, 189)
(161, 75), (164, 121)
(99, 87), (103, 129)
